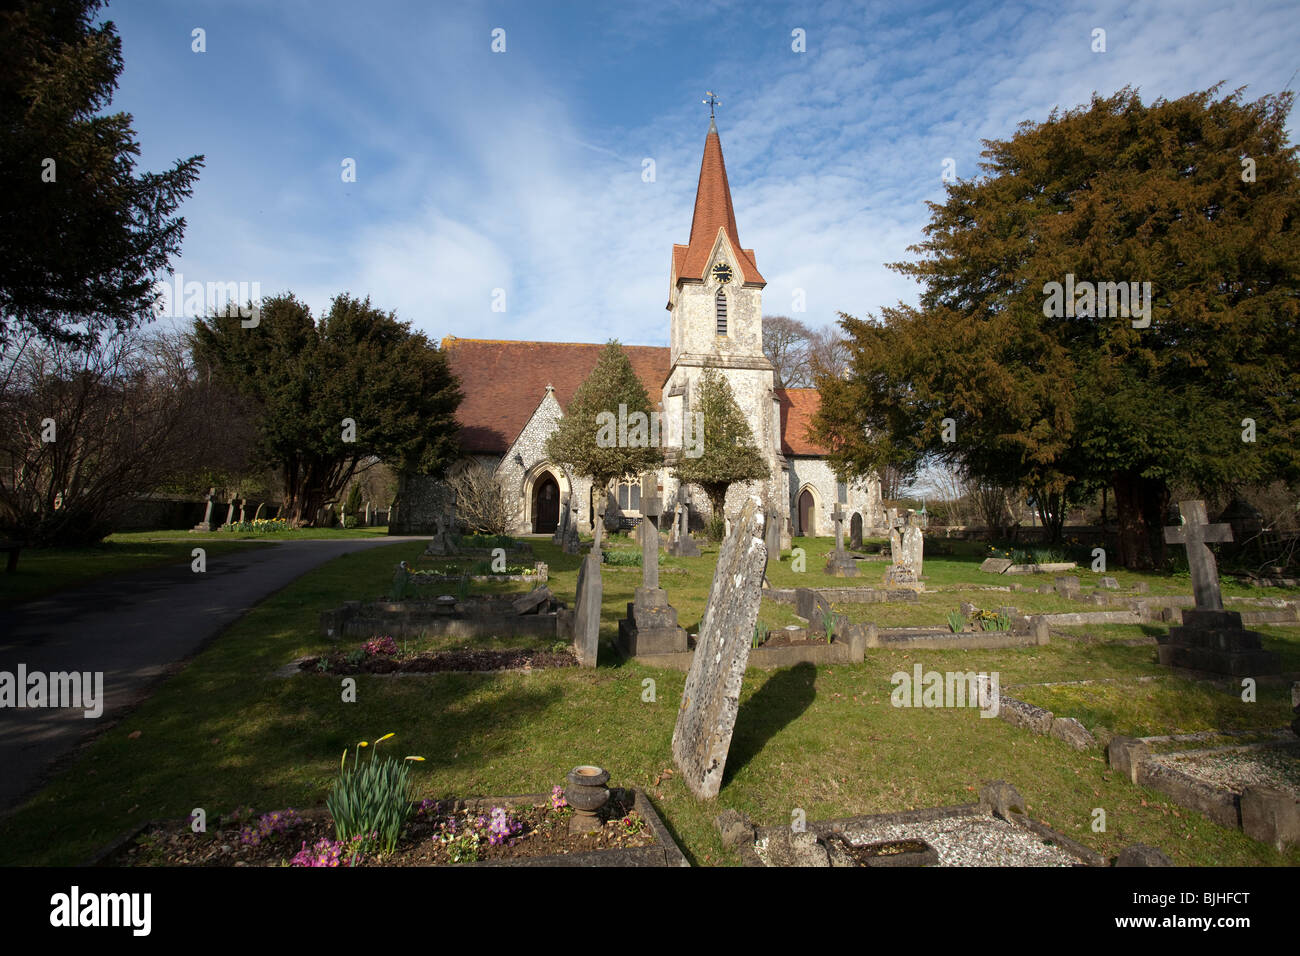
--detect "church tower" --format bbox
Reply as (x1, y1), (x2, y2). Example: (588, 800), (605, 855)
(661, 116), (788, 522)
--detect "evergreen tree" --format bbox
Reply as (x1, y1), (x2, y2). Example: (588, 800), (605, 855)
(191, 293), (463, 525)
(0, 1), (203, 347)
(545, 341), (662, 498)
(814, 86), (1300, 567)
(674, 368), (769, 523)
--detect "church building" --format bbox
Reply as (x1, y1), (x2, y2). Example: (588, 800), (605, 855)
(394, 119), (884, 539)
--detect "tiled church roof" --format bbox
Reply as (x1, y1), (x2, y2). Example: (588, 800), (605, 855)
(673, 121), (765, 286)
(776, 387), (828, 457)
(441, 337), (826, 456)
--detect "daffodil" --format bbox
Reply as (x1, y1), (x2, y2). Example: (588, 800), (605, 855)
(404, 755), (425, 762)
(376, 733), (395, 744)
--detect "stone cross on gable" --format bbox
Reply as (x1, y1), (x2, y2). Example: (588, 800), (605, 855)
(1164, 500), (1234, 611)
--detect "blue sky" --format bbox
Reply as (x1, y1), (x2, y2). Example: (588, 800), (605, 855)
(107, 0), (1299, 346)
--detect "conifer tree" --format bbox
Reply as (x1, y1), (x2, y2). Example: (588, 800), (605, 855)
(674, 368), (769, 523)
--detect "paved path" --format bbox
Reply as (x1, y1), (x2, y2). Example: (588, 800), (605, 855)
(0, 537), (423, 814)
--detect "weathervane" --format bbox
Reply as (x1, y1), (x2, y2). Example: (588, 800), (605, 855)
(702, 91), (720, 118)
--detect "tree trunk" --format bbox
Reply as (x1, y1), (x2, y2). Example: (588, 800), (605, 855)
(1112, 472), (1169, 569)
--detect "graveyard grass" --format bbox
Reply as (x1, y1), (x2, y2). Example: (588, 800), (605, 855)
(2, 536), (1297, 867)
(0, 527), (389, 606)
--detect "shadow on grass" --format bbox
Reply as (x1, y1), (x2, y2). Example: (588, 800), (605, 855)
(723, 662), (818, 787)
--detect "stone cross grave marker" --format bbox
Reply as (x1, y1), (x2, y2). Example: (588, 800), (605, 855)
(669, 488), (701, 557)
(224, 499), (236, 526)
(1156, 499), (1280, 675)
(552, 492), (571, 546)
(193, 487), (216, 532)
(1163, 500), (1232, 611)
(640, 473), (660, 590)
(824, 502), (858, 577)
(671, 497), (767, 799)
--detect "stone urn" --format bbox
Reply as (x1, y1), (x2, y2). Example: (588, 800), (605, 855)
(565, 765), (610, 833)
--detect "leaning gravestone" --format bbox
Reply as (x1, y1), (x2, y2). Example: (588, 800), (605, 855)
(672, 498), (768, 799)
(572, 550), (603, 667)
(980, 557), (1013, 574)
(1157, 500), (1280, 675)
(850, 512), (863, 550)
(192, 488), (217, 532)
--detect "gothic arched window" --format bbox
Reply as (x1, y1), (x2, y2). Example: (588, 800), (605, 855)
(715, 289), (728, 336)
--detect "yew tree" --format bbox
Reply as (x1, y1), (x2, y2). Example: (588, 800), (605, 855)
(192, 293), (463, 525)
(545, 340), (662, 496)
(813, 86), (1300, 568)
(673, 368), (769, 521)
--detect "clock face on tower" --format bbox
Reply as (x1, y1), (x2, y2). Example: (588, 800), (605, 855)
(712, 261), (733, 284)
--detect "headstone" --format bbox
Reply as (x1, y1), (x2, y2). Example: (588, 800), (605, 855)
(780, 516), (792, 552)
(849, 512), (863, 550)
(671, 498), (767, 799)
(1157, 500), (1280, 675)
(224, 500), (236, 526)
(592, 495), (607, 555)
(1054, 575), (1080, 598)
(899, 514), (924, 578)
(362, 502), (371, 526)
(192, 488), (216, 532)
(552, 492), (571, 546)
(824, 502), (858, 577)
(572, 551), (603, 667)
(236, 498), (247, 523)
(980, 557), (1013, 574)
(253, 501), (266, 521)
(764, 513), (781, 562)
(794, 588), (832, 624)
(512, 586), (553, 615)
(424, 503), (459, 556)
(1099, 576), (1120, 589)
(667, 492), (701, 557)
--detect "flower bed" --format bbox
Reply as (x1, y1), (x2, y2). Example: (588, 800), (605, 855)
(92, 790), (686, 867)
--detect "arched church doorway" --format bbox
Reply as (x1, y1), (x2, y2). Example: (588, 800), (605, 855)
(532, 473), (560, 534)
(798, 488), (815, 536)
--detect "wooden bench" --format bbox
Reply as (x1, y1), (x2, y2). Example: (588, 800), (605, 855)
(0, 540), (20, 573)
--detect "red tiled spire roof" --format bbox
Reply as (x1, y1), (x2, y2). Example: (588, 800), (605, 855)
(675, 121), (765, 286)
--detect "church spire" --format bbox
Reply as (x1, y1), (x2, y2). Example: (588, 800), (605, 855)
(671, 109), (764, 287)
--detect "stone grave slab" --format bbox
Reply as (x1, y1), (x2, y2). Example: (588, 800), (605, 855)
(980, 557), (1013, 574)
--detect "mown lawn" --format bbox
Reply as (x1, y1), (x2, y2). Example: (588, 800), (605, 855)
(2, 536), (1296, 868)
(0, 527), (393, 607)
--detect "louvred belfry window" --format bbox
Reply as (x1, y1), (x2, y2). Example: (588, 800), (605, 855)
(715, 290), (727, 335)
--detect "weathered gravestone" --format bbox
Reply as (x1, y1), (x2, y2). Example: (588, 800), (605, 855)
(618, 475), (687, 656)
(424, 503), (459, 556)
(192, 488), (217, 532)
(850, 512), (863, 550)
(572, 550), (603, 667)
(552, 492), (571, 546)
(224, 499), (237, 527)
(899, 513), (924, 578)
(1157, 500), (1280, 675)
(668, 491), (701, 557)
(671, 498), (768, 799)
(764, 513), (781, 562)
(980, 557), (1013, 574)
(824, 503), (858, 577)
